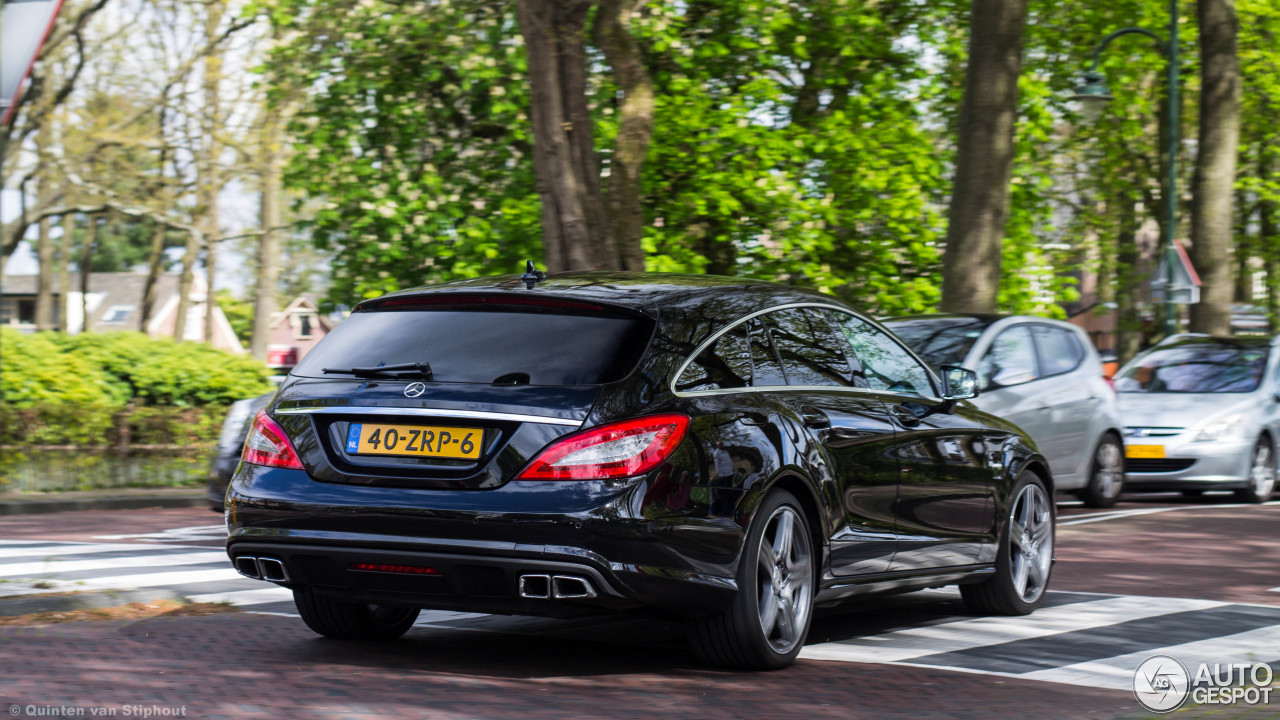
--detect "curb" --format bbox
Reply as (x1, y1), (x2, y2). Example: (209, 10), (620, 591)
(0, 491), (211, 516)
(0, 588), (187, 617)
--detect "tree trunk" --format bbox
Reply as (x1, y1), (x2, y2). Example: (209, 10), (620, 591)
(34, 129), (56, 331)
(1115, 196), (1143, 365)
(1262, 152), (1279, 329)
(1233, 187), (1252, 303)
(57, 212), (74, 332)
(1188, 0), (1242, 335)
(250, 102), (285, 361)
(938, 0), (1028, 314)
(595, 0), (653, 272)
(34, 213), (55, 331)
(139, 222), (167, 331)
(172, 228), (202, 341)
(517, 0), (614, 273)
(200, 0), (226, 346)
(79, 213), (97, 332)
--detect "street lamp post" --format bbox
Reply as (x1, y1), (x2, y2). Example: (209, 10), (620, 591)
(1071, 0), (1181, 336)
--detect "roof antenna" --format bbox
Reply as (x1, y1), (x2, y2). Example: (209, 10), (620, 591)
(521, 260), (546, 290)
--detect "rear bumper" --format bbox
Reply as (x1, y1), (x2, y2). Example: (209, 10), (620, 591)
(227, 540), (655, 617)
(224, 465), (742, 617)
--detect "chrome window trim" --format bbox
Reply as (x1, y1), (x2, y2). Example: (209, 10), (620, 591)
(274, 406), (583, 427)
(670, 302), (941, 400)
(676, 385), (935, 401)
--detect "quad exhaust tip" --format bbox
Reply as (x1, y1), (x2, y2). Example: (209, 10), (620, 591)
(233, 556), (290, 583)
(518, 573), (596, 600)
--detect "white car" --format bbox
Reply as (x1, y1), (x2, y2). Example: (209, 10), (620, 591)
(1112, 333), (1278, 503)
(885, 314), (1126, 507)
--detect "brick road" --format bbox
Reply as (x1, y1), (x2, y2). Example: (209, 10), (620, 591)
(0, 495), (1275, 720)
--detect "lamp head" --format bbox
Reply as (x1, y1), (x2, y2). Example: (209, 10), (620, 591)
(1070, 71), (1113, 124)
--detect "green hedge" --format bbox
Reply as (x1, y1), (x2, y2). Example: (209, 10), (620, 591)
(2, 328), (273, 408)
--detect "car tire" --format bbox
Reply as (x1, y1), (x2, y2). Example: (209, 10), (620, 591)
(293, 587), (420, 640)
(961, 472), (1054, 616)
(688, 489), (815, 670)
(1079, 434), (1125, 509)
(1234, 438), (1276, 504)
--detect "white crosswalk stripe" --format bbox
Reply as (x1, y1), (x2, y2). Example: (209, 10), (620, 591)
(0, 542), (183, 559)
(0, 551), (229, 578)
(799, 595), (1226, 664)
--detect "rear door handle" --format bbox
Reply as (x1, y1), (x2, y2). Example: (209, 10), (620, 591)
(739, 412), (768, 427)
(800, 408), (830, 429)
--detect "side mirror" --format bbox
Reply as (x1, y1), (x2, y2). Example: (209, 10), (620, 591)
(991, 367), (1036, 388)
(941, 366), (979, 400)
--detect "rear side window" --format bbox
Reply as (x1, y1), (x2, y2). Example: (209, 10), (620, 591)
(1032, 326), (1084, 377)
(676, 316), (787, 391)
(676, 322), (754, 392)
(765, 308), (859, 387)
(293, 308), (652, 385)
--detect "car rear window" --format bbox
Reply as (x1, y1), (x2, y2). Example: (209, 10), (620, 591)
(1114, 343), (1269, 394)
(293, 306), (653, 385)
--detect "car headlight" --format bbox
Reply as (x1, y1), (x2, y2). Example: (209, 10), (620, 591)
(1193, 414), (1246, 442)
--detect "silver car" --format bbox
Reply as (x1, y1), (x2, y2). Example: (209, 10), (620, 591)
(1112, 334), (1278, 503)
(885, 315), (1126, 507)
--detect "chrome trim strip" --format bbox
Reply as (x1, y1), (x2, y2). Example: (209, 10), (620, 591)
(274, 406), (583, 427)
(674, 385), (937, 401)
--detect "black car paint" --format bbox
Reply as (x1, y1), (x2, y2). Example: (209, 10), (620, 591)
(226, 272), (1046, 618)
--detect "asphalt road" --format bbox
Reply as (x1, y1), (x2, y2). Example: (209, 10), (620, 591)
(0, 493), (1276, 720)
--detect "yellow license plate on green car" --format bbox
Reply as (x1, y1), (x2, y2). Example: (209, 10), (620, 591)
(1125, 444), (1165, 459)
(345, 423), (482, 459)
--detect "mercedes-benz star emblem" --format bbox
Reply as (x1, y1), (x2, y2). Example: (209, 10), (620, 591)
(403, 382), (427, 398)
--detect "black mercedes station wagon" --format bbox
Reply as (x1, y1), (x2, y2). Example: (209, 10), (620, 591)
(225, 272), (1055, 669)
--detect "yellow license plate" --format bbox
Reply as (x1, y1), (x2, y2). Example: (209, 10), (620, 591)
(345, 423), (482, 459)
(1125, 444), (1166, 459)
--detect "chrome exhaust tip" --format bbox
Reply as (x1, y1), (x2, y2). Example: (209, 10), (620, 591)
(256, 557), (290, 583)
(234, 556), (261, 579)
(518, 574), (551, 599)
(552, 575), (596, 599)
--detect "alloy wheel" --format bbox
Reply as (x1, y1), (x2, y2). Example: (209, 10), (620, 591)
(1251, 443), (1275, 498)
(1008, 482), (1053, 604)
(756, 505), (813, 655)
(1094, 441), (1124, 500)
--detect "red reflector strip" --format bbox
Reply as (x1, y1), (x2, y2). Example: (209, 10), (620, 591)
(348, 562), (441, 576)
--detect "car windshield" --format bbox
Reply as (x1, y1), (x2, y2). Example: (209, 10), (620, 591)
(1114, 342), (1270, 394)
(882, 317), (993, 372)
(293, 306), (653, 385)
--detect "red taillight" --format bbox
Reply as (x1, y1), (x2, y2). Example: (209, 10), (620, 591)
(517, 414), (691, 480)
(241, 411), (304, 470)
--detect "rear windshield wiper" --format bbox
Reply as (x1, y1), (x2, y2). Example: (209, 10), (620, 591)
(322, 362), (433, 379)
